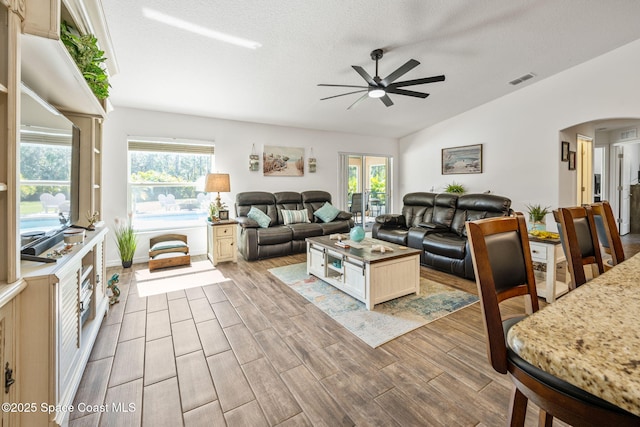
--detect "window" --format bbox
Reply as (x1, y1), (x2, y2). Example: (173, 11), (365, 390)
(128, 138), (214, 230)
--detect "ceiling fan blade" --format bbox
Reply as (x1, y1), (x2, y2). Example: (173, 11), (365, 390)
(380, 94), (394, 107)
(352, 65), (376, 86)
(347, 93), (370, 110)
(380, 59), (420, 86)
(318, 84), (368, 89)
(320, 90), (367, 101)
(387, 75), (446, 88)
(386, 87), (430, 98)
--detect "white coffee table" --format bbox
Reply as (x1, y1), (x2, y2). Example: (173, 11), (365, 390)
(306, 236), (421, 309)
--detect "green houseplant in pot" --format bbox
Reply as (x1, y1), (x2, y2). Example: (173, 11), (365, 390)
(60, 21), (110, 100)
(526, 204), (550, 232)
(114, 216), (137, 268)
(444, 182), (466, 194)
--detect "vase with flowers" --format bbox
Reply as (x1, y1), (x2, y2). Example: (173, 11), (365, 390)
(114, 215), (137, 268)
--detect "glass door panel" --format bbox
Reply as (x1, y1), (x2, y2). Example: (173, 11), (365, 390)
(344, 155), (390, 231)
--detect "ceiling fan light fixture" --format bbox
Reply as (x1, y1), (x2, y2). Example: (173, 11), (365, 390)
(368, 88), (386, 98)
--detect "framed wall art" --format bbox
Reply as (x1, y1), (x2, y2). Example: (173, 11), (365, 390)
(568, 151), (576, 170)
(263, 145), (304, 176)
(561, 141), (570, 162)
(442, 144), (483, 175)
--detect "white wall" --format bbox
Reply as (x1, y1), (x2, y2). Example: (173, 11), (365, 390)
(102, 108), (397, 266)
(399, 38), (640, 230)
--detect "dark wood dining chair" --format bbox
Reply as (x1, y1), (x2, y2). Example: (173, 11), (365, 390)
(591, 200), (625, 270)
(466, 213), (638, 427)
(557, 206), (604, 288)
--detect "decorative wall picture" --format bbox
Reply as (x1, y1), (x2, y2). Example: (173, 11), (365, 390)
(263, 145), (304, 176)
(568, 151), (576, 170)
(561, 141), (570, 161)
(442, 144), (483, 175)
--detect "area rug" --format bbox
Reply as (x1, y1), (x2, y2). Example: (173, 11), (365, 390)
(268, 262), (479, 348)
(136, 260), (230, 297)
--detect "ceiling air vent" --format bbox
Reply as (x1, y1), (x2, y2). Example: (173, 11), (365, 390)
(509, 72), (536, 86)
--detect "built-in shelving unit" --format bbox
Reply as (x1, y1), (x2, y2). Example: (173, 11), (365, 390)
(0, 1), (113, 425)
(21, 33), (106, 116)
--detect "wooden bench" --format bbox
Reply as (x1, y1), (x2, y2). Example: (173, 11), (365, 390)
(148, 234), (191, 271)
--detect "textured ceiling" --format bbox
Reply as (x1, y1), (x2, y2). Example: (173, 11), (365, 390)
(101, 0), (640, 138)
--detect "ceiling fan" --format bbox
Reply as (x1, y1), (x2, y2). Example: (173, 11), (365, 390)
(318, 49), (445, 109)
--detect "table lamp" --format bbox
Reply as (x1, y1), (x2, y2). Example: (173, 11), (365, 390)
(205, 173), (230, 210)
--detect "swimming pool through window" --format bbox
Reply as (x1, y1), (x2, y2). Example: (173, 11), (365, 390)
(128, 137), (215, 230)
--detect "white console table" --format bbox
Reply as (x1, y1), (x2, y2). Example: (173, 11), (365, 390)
(529, 236), (570, 303)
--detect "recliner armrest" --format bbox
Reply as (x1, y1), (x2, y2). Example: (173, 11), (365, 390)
(236, 216), (260, 228)
(375, 214), (406, 227)
(335, 211), (353, 220)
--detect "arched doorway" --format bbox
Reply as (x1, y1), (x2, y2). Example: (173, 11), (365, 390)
(560, 118), (640, 237)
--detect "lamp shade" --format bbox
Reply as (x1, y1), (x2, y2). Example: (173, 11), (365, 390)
(205, 173), (230, 193)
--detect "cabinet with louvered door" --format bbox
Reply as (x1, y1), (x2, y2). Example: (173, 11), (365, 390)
(58, 259), (82, 400)
(20, 227), (108, 426)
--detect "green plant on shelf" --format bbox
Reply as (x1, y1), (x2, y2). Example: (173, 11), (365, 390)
(444, 182), (466, 194)
(60, 21), (110, 100)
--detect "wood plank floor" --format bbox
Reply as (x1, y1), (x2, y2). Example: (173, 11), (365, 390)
(69, 237), (640, 427)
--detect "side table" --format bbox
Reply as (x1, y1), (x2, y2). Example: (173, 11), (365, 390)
(207, 220), (238, 266)
(528, 236), (570, 303)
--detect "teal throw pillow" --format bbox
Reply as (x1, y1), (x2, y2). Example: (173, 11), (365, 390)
(282, 209), (310, 225)
(247, 207), (272, 228)
(314, 202), (340, 223)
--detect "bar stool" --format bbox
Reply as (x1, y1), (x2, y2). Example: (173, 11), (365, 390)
(591, 201), (625, 270)
(557, 206), (604, 288)
(466, 213), (639, 427)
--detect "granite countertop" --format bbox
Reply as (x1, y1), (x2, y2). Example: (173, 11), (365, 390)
(507, 252), (640, 416)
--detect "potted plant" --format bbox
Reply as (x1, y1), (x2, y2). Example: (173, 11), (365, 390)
(526, 204), (550, 231)
(114, 215), (137, 268)
(444, 182), (466, 194)
(60, 21), (110, 100)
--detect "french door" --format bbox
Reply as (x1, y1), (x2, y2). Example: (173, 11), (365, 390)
(339, 154), (391, 231)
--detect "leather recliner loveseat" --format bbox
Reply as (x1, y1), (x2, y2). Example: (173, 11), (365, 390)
(235, 190), (353, 261)
(372, 192), (512, 279)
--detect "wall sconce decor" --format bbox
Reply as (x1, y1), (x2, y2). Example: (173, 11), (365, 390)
(308, 147), (317, 173)
(249, 144), (260, 171)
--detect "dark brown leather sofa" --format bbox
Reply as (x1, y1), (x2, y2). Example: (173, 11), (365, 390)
(235, 190), (353, 261)
(372, 192), (512, 279)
